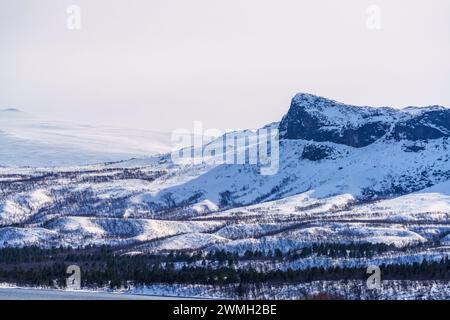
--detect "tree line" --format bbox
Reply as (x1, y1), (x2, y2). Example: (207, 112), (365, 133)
(0, 245), (449, 291)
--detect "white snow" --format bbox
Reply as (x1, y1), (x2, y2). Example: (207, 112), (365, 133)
(0, 110), (180, 167)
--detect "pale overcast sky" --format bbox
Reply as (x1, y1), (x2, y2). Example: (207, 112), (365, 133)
(1, 0), (449, 132)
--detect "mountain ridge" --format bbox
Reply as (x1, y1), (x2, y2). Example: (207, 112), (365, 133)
(279, 93), (450, 147)
(0, 93), (449, 259)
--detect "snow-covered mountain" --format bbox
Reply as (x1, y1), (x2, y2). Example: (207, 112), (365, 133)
(280, 93), (450, 146)
(1, 93), (450, 268)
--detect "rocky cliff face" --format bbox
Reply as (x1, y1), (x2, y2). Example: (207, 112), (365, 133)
(279, 93), (450, 147)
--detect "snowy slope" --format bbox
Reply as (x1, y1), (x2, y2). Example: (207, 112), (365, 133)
(0, 94), (449, 263)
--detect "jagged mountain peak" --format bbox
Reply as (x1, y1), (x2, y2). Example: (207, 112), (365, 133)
(292, 93), (356, 108)
(280, 93), (450, 147)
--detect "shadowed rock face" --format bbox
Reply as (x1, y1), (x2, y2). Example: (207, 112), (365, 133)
(301, 144), (336, 161)
(279, 93), (450, 147)
(391, 110), (450, 141)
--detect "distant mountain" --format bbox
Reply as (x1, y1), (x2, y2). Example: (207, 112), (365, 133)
(0, 108), (21, 113)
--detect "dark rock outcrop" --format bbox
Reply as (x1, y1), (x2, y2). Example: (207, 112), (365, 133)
(301, 144), (335, 161)
(279, 93), (450, 148)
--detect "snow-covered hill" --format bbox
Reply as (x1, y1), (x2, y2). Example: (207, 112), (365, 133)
(1, 93), (450, 269)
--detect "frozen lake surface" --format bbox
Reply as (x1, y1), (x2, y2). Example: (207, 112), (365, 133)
(0, 287), (187, 300)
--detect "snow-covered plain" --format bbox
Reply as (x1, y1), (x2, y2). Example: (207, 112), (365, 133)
(0, 108), (177, 166)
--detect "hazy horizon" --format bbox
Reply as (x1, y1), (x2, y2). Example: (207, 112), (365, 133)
(1, 0), (450, 132)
